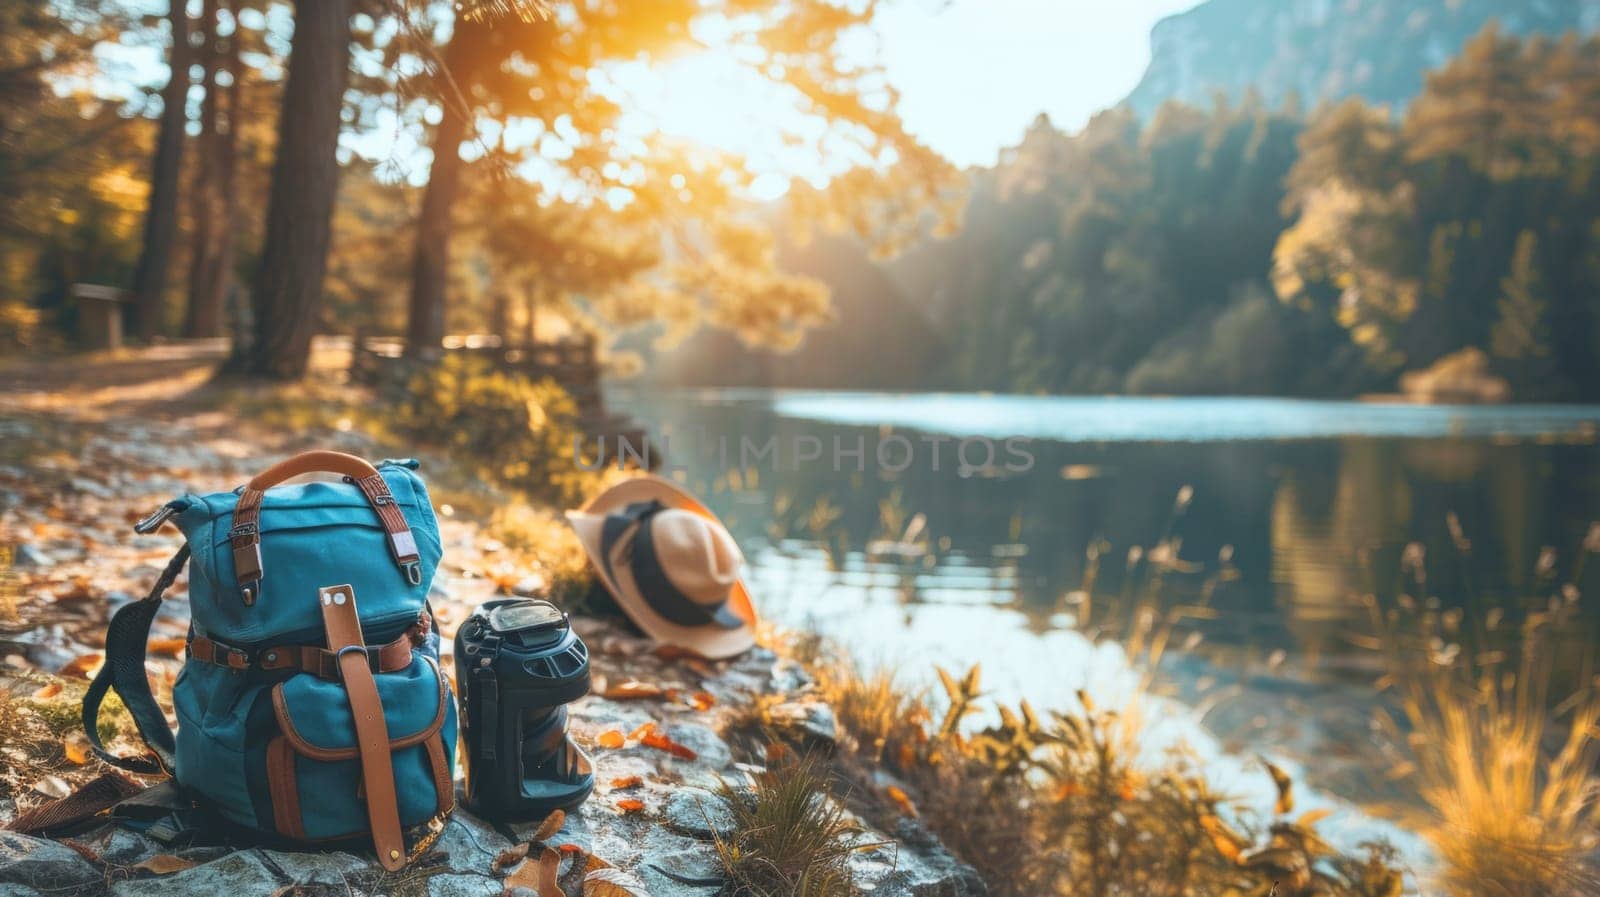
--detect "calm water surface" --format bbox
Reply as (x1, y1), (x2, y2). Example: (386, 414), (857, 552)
(611, 389), (1600, 871)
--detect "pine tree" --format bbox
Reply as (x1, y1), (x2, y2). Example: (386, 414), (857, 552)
(1489, 230), (1552, 367)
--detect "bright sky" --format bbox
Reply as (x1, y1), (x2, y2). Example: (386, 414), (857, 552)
(601, 0), (1200, 197)
(873, 0), (1200, 166)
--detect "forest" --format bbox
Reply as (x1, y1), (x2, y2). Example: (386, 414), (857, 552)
(1, 0), (957, 377)
(662, 26), (1600, 402)
(3, 5), (1598, 402)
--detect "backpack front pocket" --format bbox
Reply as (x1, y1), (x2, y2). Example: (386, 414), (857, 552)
(264, 655), (457, 841)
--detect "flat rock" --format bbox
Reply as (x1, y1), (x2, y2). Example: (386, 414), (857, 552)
(0, 832), (100, 892)
(10, 544), (54, 568)
(110, 850), (280, 897)
(662, 788), (735, 840)
(428, 872), (502, 897)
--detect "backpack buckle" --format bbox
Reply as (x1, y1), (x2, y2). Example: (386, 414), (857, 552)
(334, 645), (382, 678)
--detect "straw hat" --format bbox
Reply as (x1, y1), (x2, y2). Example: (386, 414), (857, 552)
(564, 475), (757, 659)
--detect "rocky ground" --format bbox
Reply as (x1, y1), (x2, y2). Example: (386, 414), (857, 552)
(0, 345), (985, 896)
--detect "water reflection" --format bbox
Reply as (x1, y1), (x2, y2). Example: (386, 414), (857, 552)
(611, 388), (1600, 867)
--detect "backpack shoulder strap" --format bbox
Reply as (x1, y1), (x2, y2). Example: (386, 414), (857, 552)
(82, 545), (190, 775)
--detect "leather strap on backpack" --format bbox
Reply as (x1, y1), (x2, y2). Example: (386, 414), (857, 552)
(231, 452), (423, 605)
(318, 584), (406, 872)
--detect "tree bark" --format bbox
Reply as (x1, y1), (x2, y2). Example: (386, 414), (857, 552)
(404, 16), (487, 358)
(183, 0), (240, 339)
(229, 0), (353, 379)
(130, 0), (191, 341)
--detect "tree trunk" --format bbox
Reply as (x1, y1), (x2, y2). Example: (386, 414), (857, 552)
(130, 0), (191, 341)
(523, 277), (539, 346)
(183, 0), (240, 339)
(404, 16), (487, 358)
(229, 0), (353, 379)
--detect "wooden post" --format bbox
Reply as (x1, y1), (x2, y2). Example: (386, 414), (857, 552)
(71, 284), (131, 350)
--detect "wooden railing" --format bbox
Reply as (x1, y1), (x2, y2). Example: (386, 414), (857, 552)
(349, 334), (650, 455)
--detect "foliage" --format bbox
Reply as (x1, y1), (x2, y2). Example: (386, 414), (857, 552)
(797, 642), (1404, 897)
(710, 753), (868, 897)
(397, 354), (599, 506)
(1363, 526), (1600, 897)
(1274, 27), (1600, 400)
(726, 98), (1381, 397)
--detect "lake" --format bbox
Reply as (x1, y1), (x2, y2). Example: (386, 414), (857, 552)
(609, 389), (1600, 867)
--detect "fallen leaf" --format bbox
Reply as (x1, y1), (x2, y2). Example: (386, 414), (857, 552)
(558, 843), (585, 854)
(59, 839), (101, 865)
(492, 844), (529, 873)
(651, 644), (699, 661)
(531, 808), (566, 843)
(54, 577), (95, 603)
(31, 682), (63, 700)
(596, 730), (625, 750)
(149, 638), (188, 658)
(583, 867), (650, 896)
(62, 734), (90, 765)
(58, 653), (102, 679)
(134, 854), (197, 875)
(504, 846), (562, 897)
(626, 721), (656, 741)
(615, 799), (645, 813)
(641, 730), (697, 761)
(602, 681), (665, 701)
(886, 785), (918, 817)
(609, 775), (642, 790)
(688, 691), (715, 711)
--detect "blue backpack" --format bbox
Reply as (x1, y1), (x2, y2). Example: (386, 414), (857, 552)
(83, 451), (456, 870)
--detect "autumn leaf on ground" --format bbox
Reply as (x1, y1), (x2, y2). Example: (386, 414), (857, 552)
(596, 730), (624, 749)
(531, 808), (566, 843)
(492, 843), (529, 873)
(609, 775), (642, 790)
(134, 854), (197, 875)
(615, 798), (645, 813)
(886, 785), (918, 816)
(584, 867), (650, 896)
(62, 733), (90, 765)
(640, 730), (696, 760)
(504, 846), (562, 897)
(54, 577), (95, 603)
(31, 681), (63, 700)
(58, 653), (101, 679)
(688, 690), (715, 711)
(627, 721), (656, 741)
(149, 637), (187, 658)
(602, 681), (665, 701)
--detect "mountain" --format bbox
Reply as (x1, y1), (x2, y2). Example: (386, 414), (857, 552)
(1125, 0), (1599, 117)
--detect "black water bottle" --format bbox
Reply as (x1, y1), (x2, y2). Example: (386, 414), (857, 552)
(455, 599), (594, 820)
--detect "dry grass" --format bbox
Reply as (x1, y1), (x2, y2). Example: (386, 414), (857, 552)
(767, 493), (1407, 897)
(711, 753), (873, 897)
(1366, 531), (1600, 897)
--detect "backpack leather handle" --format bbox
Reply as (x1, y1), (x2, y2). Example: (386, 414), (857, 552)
(230, 452), (423, 606)
(247, 450), (381, 491)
